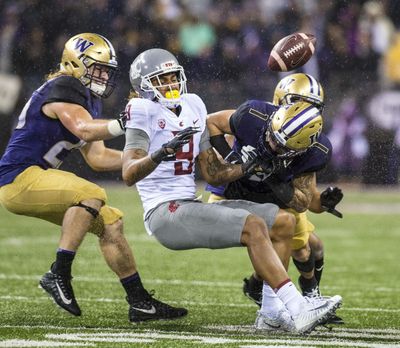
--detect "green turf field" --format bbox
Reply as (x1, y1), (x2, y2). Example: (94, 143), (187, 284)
(1, 184), (399, 347)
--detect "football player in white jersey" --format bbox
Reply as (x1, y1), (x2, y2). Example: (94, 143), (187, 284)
(121, 48), (341, 334)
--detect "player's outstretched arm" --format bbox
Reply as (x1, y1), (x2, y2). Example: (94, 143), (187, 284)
(197, 147), (245, 186)
(42, 102), (125, 142)
(80, 141), (122, 172)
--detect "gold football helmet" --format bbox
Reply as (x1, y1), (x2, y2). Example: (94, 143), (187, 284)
(258, 102), (323, 159)
(273, 73), (324, 111)
(60, 33), (118, 98)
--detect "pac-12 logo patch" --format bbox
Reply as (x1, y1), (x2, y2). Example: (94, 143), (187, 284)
(158, 119), (166, 129)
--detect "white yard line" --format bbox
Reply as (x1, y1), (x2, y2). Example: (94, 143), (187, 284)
(0, 327), (399, 347)
(0, 341), (94, 347)
(26, 331), (400, 347)
(0, 295), (399, 314)
(0, 274), (399, 293)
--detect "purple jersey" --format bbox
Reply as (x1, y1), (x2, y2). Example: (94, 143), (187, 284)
(0, 76), (102, 187)
(206, 99), (332, 206)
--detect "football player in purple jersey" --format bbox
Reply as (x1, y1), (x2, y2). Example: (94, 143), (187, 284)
(206, 74), (344, 319)
(0, 33), (187, 322)
(206, 83), (344, 330)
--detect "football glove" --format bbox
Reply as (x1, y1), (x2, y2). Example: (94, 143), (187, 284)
(241, 147), (264, 176)
(151, 127), (201, 164)
(224, 150), (242, 164)
(320, 186), (343, 218)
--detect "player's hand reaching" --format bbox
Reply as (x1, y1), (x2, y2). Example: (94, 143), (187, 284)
(320, 186), (343, 218)
(151, 127), (201, 164)
(240, 147), (263, 175)
(107, 111), (129, 136)
(164, 127), (200, 153)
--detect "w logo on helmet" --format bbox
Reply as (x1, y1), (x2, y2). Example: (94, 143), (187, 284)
(74, 38), (94, 53)
(279, 78), (295, 90)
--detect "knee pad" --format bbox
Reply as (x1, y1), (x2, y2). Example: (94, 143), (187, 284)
(293, 249), (315, 273)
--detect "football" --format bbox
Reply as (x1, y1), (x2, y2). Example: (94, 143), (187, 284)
(267, 33), (316, 72)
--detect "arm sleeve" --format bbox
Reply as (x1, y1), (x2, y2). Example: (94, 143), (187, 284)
(44, 76), (88, 109)
(124, 128), (150, 152)
(199, 126), (212, 152)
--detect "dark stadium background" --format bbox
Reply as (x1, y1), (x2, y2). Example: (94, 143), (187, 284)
(1, 0), (400, 185)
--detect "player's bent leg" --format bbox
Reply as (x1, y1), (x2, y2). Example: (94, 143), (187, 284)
(60, 198), (103, 250)
(240, 214), (290, 289)
(269, 210), (296, 270)
(99, 215), (187, 323)
(243, 210), (295, 306)
(308, 232), (324, 284)
(39, 198), (102, 317)
(99, 218), (137, 278)
(292, 245), (320, 298)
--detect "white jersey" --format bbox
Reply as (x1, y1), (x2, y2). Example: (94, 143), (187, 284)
(125, 93), (208, 217)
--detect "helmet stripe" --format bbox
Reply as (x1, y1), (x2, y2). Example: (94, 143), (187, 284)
(98, 34), (117, 63)
(281, 104), (314, 130)
(282, 106), (320, 136)
(306, 73), (320, 96)
(305, 74), (314, 94)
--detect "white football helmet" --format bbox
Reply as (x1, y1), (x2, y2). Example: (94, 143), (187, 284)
(129, 48), (187, 108)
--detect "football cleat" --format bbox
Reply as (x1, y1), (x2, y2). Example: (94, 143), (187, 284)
(128, 290), (188, 323)
(39, 271), (81, 316)
(324, 314), (345, 325)
(299, 277), (345, 326)
(243, 277), (263, 307)
(292, 295), (342, 334)
(255, 309), (295, 333)
(320, 295), (345, 325)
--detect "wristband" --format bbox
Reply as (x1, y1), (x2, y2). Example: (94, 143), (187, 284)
(107, 119), (125, 137)
(210, 134), (233, 158)
(150, 148), (167, 164)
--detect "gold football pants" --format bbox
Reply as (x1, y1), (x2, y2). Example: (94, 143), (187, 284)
(0, 166), (123, 226)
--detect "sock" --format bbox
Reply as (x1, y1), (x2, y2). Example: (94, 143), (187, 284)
(314, 258), (324, 285)
(260, 282), (285, 317)
(299, 275), (318, 291)
(275, 279), (306, 317)
(51, 248), (75, 276)
(248, 274), (263, 294)
(120, 272), (147, 301)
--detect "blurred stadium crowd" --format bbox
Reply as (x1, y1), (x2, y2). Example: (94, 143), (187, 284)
(1, 0), (400, 184)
